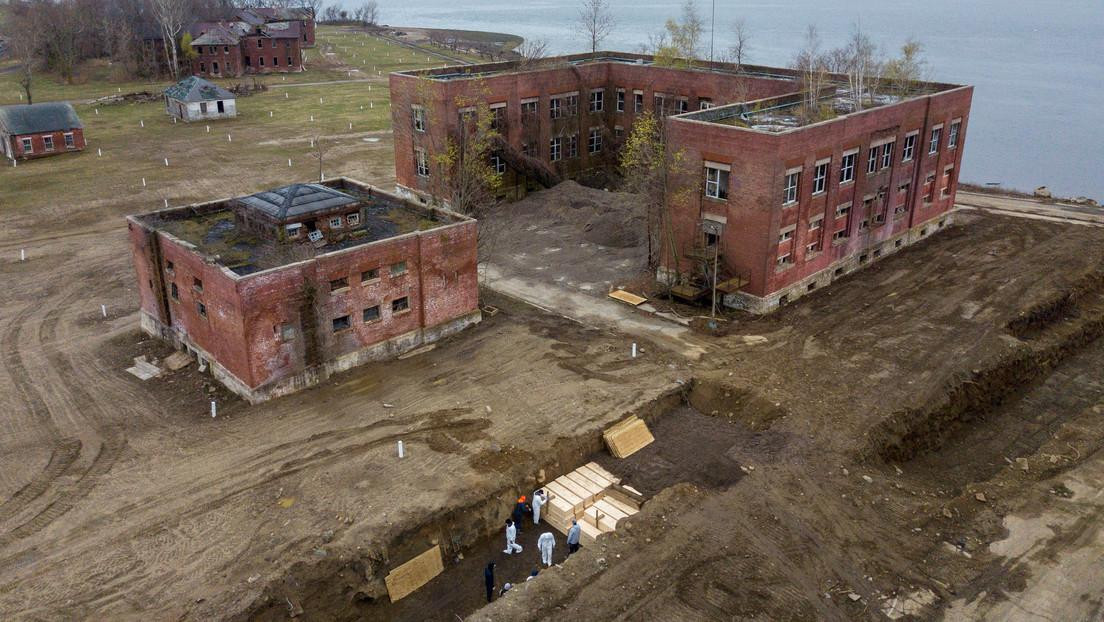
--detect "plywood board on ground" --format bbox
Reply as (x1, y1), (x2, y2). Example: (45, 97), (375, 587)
(603, 416), (655, 458)
(608, 289), (648, 306)
(385, 545), (444, 603)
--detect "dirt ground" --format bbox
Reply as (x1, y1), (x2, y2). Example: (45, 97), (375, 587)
(4, 137), (1104, 622)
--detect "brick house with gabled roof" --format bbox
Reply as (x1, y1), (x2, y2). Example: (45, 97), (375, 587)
(0, 102), (85, 161)
(189, 20), (305, 78)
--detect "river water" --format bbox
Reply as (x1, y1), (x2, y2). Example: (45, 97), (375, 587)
(367, 0), (1103, 199)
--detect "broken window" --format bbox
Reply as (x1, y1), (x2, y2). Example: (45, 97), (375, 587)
(549, 97), (562, 120)
(415, 149), (429, 177)
(776, 253), (793, 266)
(778, 227), (794, 242)
(522, 142), (537, 158)
(813, 161), (828, 195)
(392, 296), (410, 313)
(929, 127), (942, 154)
(699, 98), (714, 110)
(491, 104), (506, 130)
(550, 136), (562, 161)
(589, 89), (603, 113)
(363, 306), (381, 322)
(166, 260), (175, 272)
(832, 229), (849, 241)
(634, 91), (644, 113)
(42, 135), (54, 151)
(653, 93), (666, 114)
(836, 202), (851, 217)
(839, 151), (856, 182)
(783, 170), (800, 205)
(412, 105), (426, 132)
(390, 261), (407, 277)
(332, 315), (351, 332)
(949, 120), (961, 148)
(616, 89), (625, 112)
(902, 133), (917, 162)
(491, 153), (506, 174)
(521, 99), (538, 121)
(881, 141), (894, 169)
(807, 240), (821, 253)
(704, 164), (729, 200)
(362, 267), (380, 282)
(564, 94), (578, 116)
(329, 216), (343, 229)
(259, 56), (264, 66)
(867, 147), (878, 174)
(200, 102), (208, 114)
(285, 223), (303, 238)
(809, 217), (823, 231)
(170, 283), (179, 300)
(197, 301), (207, 317)
(193, 277), (203, 292)
(64, 133), (75, 149)
(347, 212), (360, 226)
(567, 134), (578, 159)
(272, 56), (278, 67)
(588, 128), (602, 154)
(676, 98), (689, 114)
(276, 324), (296, 341)
(330, 277), (349, 291)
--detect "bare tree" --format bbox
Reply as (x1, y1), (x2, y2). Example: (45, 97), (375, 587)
(727, 18), (750, 70)
(837, 24), (881, 112)
(321, 5), (339, 22)
(577, 0), (614, 55)
(309, 134), (329, 182)
(151, 0), (186, 78)
(882, 38), (929, 99)
(353, 1), (379, 26)
(653, 0), (703, 67)
(792, 24), (830, 122)
(516, 37), (549, 68)
(4, 3), (44, 104)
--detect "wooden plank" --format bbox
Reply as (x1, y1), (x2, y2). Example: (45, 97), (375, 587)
(601, 494), (640, 516)
(593, 499), (628, 521)
(384, 545), (444, 603)
(584, 462), (620, 483)
(544, 481), (584, 510)
(603, 417), (655, 459)
(608, 289), (647, 306)
(563, 471), (604, 498)
(574, 464), (616, 490)
(554, 476), (596, 505)
(578, 519), (602, 543)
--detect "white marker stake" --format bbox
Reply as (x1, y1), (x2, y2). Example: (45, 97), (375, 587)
(348, 122), (352, 130)
(140, 119), (144, 128)
(228, 134), (232, 142)
(269, 110), (273, 117)
(370, 102), (373, 109)
(206, 125), (210, 133)
(211, 401), (217, 418)
(20, 249), (25, 261)
(97, 148), (102, 157)
(285, 92), (289, 99)
(95, 108), (99, 115)
(319, 97), (323, 104)
(288, 158), (292, 167)
(164, 199), (169, 207)
(397, 440), (404, 458)
(310, 115), (314, 122)
(142, 177), (147, 187)
(632, 343), (638, 358)
(101, 304), (107, 318)
(164, 157), (169, 167)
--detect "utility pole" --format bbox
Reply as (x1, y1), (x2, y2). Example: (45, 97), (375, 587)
(709, 0), (716, 64)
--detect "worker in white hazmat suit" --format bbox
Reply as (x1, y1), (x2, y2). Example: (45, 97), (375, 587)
(537, 531), (556, 567)
(532, 489), (547, 525)
(503, 519), (523, 554)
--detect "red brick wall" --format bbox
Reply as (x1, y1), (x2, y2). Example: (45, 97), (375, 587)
(192, 44), (244, 77)
(390, 61), (798, 196)
(664, 86), (974, 298)
(241, 36), (303, 73)
(11, 128), (84, 159)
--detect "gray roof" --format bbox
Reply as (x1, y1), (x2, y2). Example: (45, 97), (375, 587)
(0, 102), (82, 135)
(238, 184), (358, 220)
(164, 76), (235, 103)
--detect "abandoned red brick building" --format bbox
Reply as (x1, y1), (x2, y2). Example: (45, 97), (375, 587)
(128, 179), (480, 402)
(189, 20), (306, 78)
(390, 52), (972, 311)
(0, 102), (85, 161)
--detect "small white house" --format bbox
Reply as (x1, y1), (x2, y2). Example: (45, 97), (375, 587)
(164, 76), (237, 122)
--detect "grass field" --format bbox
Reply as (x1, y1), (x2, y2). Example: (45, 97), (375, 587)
(0, 26), (466, 243)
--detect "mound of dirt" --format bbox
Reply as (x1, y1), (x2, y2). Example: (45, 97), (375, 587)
(510, 181), (646, 249)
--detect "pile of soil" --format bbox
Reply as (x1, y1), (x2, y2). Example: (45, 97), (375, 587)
(509, 181), (645, 249)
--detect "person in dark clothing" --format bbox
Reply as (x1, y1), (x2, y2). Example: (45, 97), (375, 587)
(511, 495), (529, 533)
(484, 561), (496, 602)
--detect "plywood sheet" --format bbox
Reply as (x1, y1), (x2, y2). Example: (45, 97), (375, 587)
(385, 545), (444, 603)
(608, 289), (648, 306)
(603, 416), (655, 458)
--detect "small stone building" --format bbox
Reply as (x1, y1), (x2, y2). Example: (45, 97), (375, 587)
(164, 76), (237, 122)
(0, 102), (85, 160)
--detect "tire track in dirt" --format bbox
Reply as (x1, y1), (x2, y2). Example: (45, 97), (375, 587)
(1, 303), (64, 443)
(0, 439), (82, 527)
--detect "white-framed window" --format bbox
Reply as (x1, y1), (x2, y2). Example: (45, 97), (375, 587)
(347, 212), (360, 226)
(881, 141), (894, 169)
(867, 147), (878, 173)
(809, 216), (823, 231)
(783, 170), (800, 205)
(588, 127), (602, 154)
(704, 162), (730, 200)
(521, 99), (539, 119)
(491, 153), (506, 174)
(285, 223), (302, 238)
(677, 98), (689, 113)
(549, 97), (562, 119)
(902, 132), (917, 162)
(614, 125), (624, 139)
(777, 253), (793, 266)
(550, 136), (562, 162)
(633, 90), (644, 113)
(412, 105), (426, 132)
(813, 160), (829, 195)
(653, 93), (666, 114)
(807, 240), (821, 253)
(415, 148), (429, 177)
(63, 132), (75, 149)
(778, 227), (795, 242)
(329, 216), (343, 229)
(589, 89), (604, 113)
(42, 135), (54, 151)
(616, 89), (625, 112)
(836, 202), (851, 217)
(949, 120), (961, 148)
(929, 126), (942, 154)
(20, 137), (33, 153)
(840, 151), (856, 184)
(833, 228), (849, 241)
(567, 134), (578, 159)
(563, 94), (579, 116)
(699, 98), (714, 110)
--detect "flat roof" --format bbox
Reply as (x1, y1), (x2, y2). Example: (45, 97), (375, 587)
(135, 178), (470, 277)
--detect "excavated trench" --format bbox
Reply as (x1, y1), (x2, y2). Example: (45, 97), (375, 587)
(868, 271), (1104, 488)
(237, 379), (786, 621)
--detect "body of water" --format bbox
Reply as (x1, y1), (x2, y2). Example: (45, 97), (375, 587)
(360, 0), (1103, 199)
